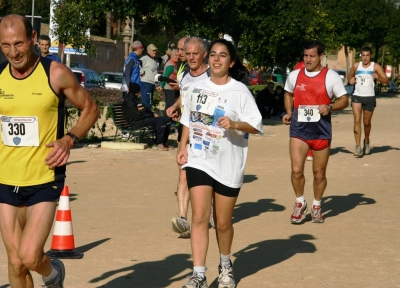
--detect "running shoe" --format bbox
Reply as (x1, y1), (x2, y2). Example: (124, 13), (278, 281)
(311, 204), (324, 223)
(41, 259), (65, 288)
(290, 200), (308, 224)
(354, 145), (363, 157)
(179, 231), (191, 239)
(182, 272), (209, 288)
(218, 262), (236, 288)
(364, 140), (371, 155)
(171, 216), (190, 234)
(306, 155), (313, 161)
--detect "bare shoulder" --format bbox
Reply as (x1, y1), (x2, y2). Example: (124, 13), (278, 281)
(373, 62), (384, 71)
(49, 62), (79, 94)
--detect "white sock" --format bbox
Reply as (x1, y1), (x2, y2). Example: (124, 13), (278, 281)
(193, 266), (206, 279)
(296, 196), (305, 203)
(220, 253), (231, 268)
(42, 265), (59, 283)
(313, 199), (321, 206)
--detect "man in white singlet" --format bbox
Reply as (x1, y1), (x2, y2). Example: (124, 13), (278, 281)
(348, 46), (388, 157)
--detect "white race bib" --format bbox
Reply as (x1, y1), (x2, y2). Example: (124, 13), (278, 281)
(1, 116), (40, 146)
(298, 105), (320, 122)
(357, 75), (372, 86)
(190, 88), (219, 115)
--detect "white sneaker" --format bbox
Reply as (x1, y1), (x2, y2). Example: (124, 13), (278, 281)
(218, 263), (235, 288)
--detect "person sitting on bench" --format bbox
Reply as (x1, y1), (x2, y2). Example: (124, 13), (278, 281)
(122, 82), (173, 151)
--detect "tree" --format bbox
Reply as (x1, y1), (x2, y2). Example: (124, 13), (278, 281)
(51, 0), (98, 58)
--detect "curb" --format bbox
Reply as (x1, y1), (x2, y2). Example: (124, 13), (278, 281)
(100, 141), (148, 150)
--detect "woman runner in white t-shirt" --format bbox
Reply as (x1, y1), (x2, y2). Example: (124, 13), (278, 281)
(177, 39), (263, 288)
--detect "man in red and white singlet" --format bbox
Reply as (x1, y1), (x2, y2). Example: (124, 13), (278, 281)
(283, 40), (348, 224)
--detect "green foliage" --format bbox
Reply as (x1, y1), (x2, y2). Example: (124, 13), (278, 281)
(0, 0), (51, 23)
(247, 85), (267, 97)
(66, 88), (122, 141)
(51, 0), (98, 56)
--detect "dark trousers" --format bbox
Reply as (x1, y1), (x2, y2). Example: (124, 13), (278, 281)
(145, 116), (171, 145)
(164, 89), (178, 112)
(140, 82), (155, 111)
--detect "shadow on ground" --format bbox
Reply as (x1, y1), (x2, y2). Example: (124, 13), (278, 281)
(209, 234), (316, 287)
(321, 193), (376, 220)
(243, 174), (258, 183)
(76, 238), (111, 254)
(330, 145), (399, 157)
(232, 199), (285, 224)
(89, 254), (191, 287)
(301, 193), (376, 223)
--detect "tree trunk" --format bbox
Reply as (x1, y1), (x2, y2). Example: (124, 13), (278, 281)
(164, 24), (175, 47)
(106, 11), (112, 39)
(117, 19), (121, 36)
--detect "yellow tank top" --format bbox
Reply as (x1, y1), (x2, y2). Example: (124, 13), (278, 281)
(0, 58), (66, 186)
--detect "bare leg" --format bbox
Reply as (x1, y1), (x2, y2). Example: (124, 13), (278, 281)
(0, 201), (57, 287)
(311, 146), (331, 201)
(352, 102), (363, 146)
(189, 185), (213, 266)
(363, 109), (374, 142)
(214, 193), (237, 256)
(176, 167), (190, 218)
(289, 138), (309, 197)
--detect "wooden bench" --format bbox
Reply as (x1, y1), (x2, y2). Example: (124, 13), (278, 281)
(109, 103), (155, 143)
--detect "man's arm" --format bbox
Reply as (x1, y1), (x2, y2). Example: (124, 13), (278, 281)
(282, 91), (294, 125)
(348, 62), (358, 85)
(45, 62), (99, 168)
(373, 63), (389, 85)
(166, 95), (181, 120)
(124, 58), (134, 85)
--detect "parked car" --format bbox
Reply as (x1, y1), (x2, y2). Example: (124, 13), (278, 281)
(70, 62), (86, 69)
(70, 68), (104, 89)
(99, 72), (123, 90)
(248, 71), (268, 85)
(334, 69), (347, 83)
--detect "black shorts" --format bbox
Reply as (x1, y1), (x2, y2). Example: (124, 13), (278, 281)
(351, 95), (376, 111)
(186, 167), (240, 197)
(0, 180), (65, 207)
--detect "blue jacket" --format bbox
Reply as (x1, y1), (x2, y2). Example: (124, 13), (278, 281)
(122, 52), (141, 92)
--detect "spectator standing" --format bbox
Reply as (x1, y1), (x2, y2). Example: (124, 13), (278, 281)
(283, 40), (348, 224)
(0, 14), (99, 287)
(140, 43), (161, 111)
(177, 38), (263, 288)
(161, 48), (180, 112)
(122, 40), (144, 98)
(38, 35), (61, 63)
(348, 46), (389, 157)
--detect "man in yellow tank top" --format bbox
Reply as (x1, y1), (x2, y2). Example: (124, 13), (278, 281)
(0, 14), (99, 287)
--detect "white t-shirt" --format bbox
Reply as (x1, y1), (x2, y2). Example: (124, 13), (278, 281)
(285, 68), (347, 98)
(180, 78), (263, 188)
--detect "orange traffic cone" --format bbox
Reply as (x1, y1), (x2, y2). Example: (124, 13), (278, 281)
(46, 186), (84, 259)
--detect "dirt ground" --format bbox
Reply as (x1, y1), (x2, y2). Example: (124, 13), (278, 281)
(0, 95), (399, 288)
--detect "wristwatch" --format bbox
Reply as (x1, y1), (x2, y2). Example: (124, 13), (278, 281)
(328, 105), (332, 111)
(66, 132), (79, 145)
